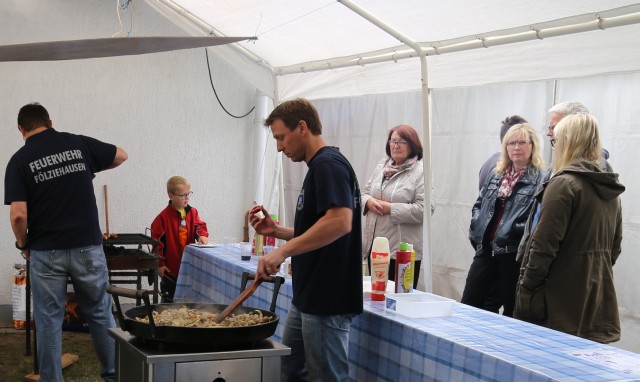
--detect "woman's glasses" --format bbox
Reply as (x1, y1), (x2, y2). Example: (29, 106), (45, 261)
(388, 140), (408, 147)
(506, 140), (532, 148)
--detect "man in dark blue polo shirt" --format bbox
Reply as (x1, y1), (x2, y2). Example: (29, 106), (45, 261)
(251, 98), (362, 382)
(5, 103), (128, 382)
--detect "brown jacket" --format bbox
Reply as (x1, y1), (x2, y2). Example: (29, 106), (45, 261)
(515, 160), (624, 343)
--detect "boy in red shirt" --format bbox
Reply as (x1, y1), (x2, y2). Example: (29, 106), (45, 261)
(151, 176), (209, 302)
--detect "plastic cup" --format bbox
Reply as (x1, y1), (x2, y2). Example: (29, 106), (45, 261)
(240, 243), (251, 261)
(223, 237), (237, 254)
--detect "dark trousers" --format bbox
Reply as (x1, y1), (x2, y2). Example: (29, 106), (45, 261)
(461, 253), (520, 317)
(483, 281), (503, 313)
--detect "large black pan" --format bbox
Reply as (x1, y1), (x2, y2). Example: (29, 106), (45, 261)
(108, 282), (281, 346)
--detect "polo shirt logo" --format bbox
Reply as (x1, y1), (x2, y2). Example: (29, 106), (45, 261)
(296, 189), (304, 211)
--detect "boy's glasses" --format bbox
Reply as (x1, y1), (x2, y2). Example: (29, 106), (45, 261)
(172, 191), (193, 199)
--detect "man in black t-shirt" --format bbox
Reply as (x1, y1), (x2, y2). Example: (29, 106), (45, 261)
(5, 103), (128, 382)
(251, 98), (362, 382)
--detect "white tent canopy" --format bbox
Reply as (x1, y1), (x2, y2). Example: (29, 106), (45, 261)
(148, 0), (640, 99)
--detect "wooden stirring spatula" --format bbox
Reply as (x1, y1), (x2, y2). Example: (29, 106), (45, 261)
(214, 278), (264, 324)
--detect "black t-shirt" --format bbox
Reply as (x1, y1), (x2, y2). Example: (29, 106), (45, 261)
(4, 128), (116, 250)
(292, 146), (363, 315)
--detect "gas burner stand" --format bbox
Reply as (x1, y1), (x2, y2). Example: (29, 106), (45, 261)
(109, 328), (290, 382)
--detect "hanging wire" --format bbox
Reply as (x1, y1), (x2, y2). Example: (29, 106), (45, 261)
(112, 0), (136, 37)
(204, 49), (255, 119)
(252, 14), (263, 43)
(256, 2), (334, 37)
(124, 0), (136, 37)
(112, 0), (124, 37)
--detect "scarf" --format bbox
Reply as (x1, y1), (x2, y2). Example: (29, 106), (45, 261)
(383, 157), (417, 180)
(497, 164), (528, 199)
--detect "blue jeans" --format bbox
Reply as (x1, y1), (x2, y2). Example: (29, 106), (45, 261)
(30, 245), (115, 382)
(282, 303), (354, 382)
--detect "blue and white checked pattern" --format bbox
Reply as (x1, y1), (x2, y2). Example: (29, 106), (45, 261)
(175, 246), (640, 382)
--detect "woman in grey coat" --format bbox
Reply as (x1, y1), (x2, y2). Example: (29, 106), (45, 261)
(515, 113), (624, 343)
(362, 125), (424, 289)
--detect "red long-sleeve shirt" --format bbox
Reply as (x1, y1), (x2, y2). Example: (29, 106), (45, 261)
(150, 203), (208, 275)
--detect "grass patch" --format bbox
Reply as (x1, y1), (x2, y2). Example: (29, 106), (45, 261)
(0, 328), (101, 382)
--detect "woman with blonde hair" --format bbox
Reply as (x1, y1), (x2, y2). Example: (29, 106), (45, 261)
(462, 123), (545, 317)
(515, 113), (625, 343)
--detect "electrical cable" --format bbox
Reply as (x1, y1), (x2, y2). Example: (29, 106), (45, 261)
(204, 48), (255, 119)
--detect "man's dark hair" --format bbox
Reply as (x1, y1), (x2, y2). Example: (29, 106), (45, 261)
(264, 98), (322, 135)
(18, 103), (52, 132)
(500, 115), (527, 142)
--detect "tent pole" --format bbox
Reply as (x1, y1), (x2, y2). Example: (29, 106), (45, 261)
(252, 91), (268, 209)
(338, 0), (422, 52)
(339, 0), (434, 292)
(418, 54), (433, 293)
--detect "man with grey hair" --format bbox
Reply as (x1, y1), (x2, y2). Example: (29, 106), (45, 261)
(517, 101), (611, 262)
(546, 101), (590, 147)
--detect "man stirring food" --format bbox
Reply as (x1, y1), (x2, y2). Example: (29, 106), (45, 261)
(251, 98), (363, 382)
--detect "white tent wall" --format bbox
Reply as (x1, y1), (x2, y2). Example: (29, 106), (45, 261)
(278, 73), (640, 353)
(0, 1), (267, 316)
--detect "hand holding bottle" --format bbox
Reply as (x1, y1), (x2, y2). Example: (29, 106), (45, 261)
(250, 205), (278, 236)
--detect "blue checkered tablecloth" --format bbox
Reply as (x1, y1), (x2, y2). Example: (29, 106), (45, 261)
(174, 245), (640, 382)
